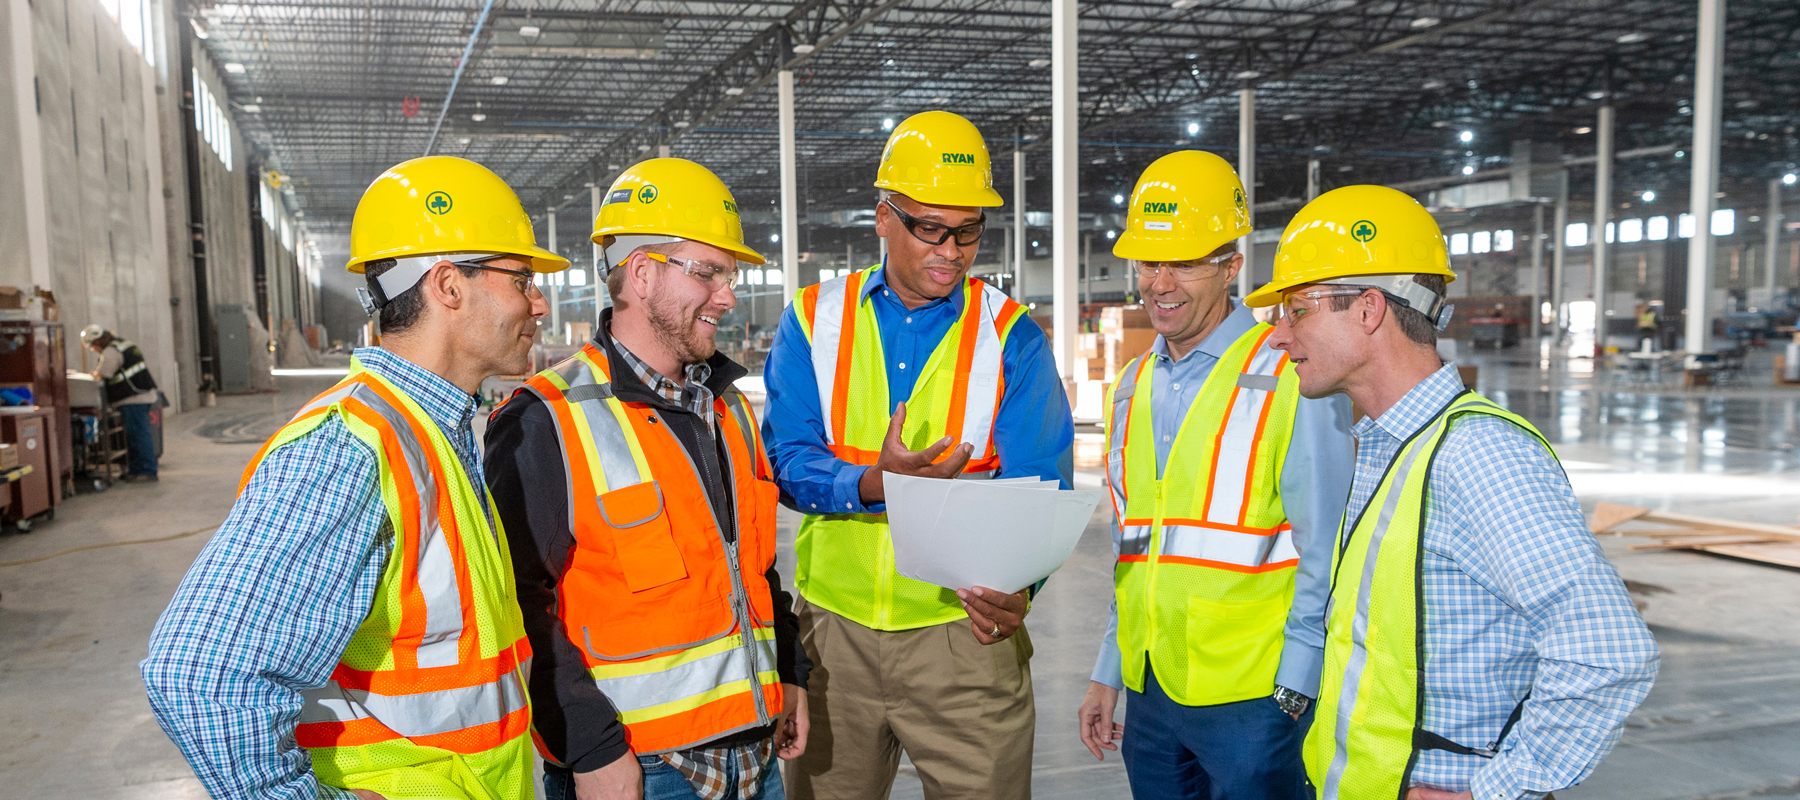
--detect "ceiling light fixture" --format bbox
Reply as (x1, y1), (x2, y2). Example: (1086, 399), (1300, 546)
(1422, 80), (1446, 90)
(725, 87), (744, 96)
(1642, 190), (1656, 202)
(792, 43), (816, 54)
(491, 76), (509, 86)
(883, 118), (895, 130)
(1029, 58), (1051, 68)
(224, 63), (246, 74)
(1459, 130), (1474, 143)
(471, 112), (486, 122)
(1234, 70), (1261, 80)
(519, 25), (540, 37)
(1462, 165), (1475, 175)
(1282, 113), (1301, 121)
(1616, 32), (1648, 44)
(1186, 122), (1200, 135)
(1575, 126), (1593, 134)
(1172, 0), (1200, 9)
(188, 18), (209, 39)
(1785, 173), (1797, 185)
(1410, 16), (1440, 28)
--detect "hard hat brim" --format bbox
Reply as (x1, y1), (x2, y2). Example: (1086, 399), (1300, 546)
(1111, 228), (1249, 263)
(1243, 269), (1457, 308)
(875, 183), (1005, 208)
(347, 246), (570, 275)
(589, 230), (767, 266)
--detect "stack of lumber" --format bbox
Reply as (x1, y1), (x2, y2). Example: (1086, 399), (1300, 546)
(1589, 502), (1800, 569)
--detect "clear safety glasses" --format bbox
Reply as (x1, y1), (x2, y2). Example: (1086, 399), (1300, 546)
(1275, 287), (1373, 325)
(645, 251), (742, 292)
(1133, 254), (1234, 281)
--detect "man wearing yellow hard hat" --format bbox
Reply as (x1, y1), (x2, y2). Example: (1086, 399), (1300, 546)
(485, 157), (811, 800)
(1251, 186), (1657, 800)
(761, 110), (1074, 800)
(144, 155), (563, 800)
(1073, 151), (1355, 799)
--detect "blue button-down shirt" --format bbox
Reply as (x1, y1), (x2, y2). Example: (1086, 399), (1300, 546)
(1090, 302), (1356, 698)
(141, 348), (487, 800)
(762, 265), (1074, 516)
(1344, 364), (1657, 799)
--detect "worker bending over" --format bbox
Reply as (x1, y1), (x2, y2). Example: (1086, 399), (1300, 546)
(82, 324), (161, 481)
(142, 156), (564, 799)
(762, 110), (1075, 800)
(1076, 151), (1355, 799)
(1248, 185), (1658, 800)
(485, 158), (809, 800)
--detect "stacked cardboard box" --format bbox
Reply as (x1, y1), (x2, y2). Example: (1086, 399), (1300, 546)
(1101, 305), (1158, 381)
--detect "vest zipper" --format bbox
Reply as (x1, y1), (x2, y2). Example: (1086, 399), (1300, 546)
(1144, 481), (1167, 657)
(668, 419), (773, 727)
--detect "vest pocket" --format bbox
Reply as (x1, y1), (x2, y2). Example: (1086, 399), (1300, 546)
(598, 482), (688, 592)
(1181, 595), (1287, 696)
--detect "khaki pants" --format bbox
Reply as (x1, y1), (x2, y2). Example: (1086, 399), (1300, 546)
(787, 595), (1036, 800)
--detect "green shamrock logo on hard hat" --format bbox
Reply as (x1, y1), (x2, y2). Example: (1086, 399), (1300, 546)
(638, 185), (659, 204)
(426, 192), (453, 215)
(1234, 187), (1246, 210)
(1351, 220), (1377, 242)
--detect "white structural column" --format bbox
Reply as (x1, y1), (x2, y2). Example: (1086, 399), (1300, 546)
(778, 70), (800, 300)
(9, 0), (52, 290)
(1237, 87), (1256, 298)
(1051, 0), (1078, 377)
(1686, 0), (1725, 353)
(1591, 103), (1614, 343)
(1552, 171), (1570, 339)
(1531, 203), (1545, 340)
(546, 209), (561, 339)
(658, 144), (671, 158)
(1306, 158), (1321, 201)
(1769, 178), (1783, 298)
(1014, 145), (1027, 301)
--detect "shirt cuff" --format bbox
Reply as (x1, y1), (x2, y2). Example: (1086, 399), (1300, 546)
(1275, 640), (1325, 699)
(1470, 757), (1548, 800)
(833, 465), (883, 515)
(316, 784), (362, 799)
(1091, 611), (1125, 690)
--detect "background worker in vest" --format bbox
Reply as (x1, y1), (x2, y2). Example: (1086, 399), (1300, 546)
(1247, 186), (1657, 800)
(485, 158), (810, 800)
(1074, 151), (1355, 799)
(142, 156), (563, 800)
(762, 110), (1074, 800)
(81, 325), (161, 482)
(1635, 303), (1658, 350)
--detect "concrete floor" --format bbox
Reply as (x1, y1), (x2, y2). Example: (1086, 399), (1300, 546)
(2, 344), (1798, 799)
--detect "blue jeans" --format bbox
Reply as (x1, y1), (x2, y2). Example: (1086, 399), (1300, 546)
(119, 402), (157, 477)
(1122, 665), (1313, 800)
(545, 750), (786, 800)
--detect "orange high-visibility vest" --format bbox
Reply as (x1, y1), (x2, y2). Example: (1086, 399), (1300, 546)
(243, 361), (533, 800)
(516, 343), (784, 756)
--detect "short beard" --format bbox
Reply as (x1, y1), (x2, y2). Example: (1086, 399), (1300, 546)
(645, 290), (714, 367)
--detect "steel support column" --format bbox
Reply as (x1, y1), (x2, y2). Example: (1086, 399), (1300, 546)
(1238, 87), (1255, 297)
(1553, 171), (1570, 339)
(779, 70), (800, 300)
(1591, 104), (1614, 349)
(1769, 178), (1783, 299)
(1531, 203), (1545, 340)
(1014, 144), (1027, 302)
(592, 184), (606, 309)
(1306, 158), (1321, 201)
(547, 209), (561, 340)
(1685, 0), (1725, 353)
(1051, 0), (1078, 376)
(8, 0), (51, 289)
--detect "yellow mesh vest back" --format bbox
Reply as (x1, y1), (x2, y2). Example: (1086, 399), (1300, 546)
(792, 266), (1025, 631)
(1106, 324), (1302, 705)
(248, 363), (534, 800)
(1305, 392), (1550, 800)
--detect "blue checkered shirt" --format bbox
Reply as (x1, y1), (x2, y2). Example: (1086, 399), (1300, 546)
(1342, 364), (1657, 800)
(140, 348), (488, 800)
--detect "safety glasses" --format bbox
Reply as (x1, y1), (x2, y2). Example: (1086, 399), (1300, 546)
(1133, 254), (1234, 282)
(1276, 287), (1372, 325)
(883, 199), (986, 247)
(450, 257), (542, 301)
(645, 251), (741, 292)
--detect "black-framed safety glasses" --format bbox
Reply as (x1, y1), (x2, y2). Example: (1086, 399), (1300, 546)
(451, 256), (541, 301)
(883, 199), (987, 246)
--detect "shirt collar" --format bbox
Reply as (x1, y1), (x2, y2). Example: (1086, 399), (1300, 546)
(1150, 300), (1257, 364)
(352, 347), (479, 435)
(1361, 362), (1463, 442)
(859, 259), (965, 313)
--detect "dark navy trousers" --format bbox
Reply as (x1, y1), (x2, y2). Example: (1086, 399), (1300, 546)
(1122, 664), (1314, 800)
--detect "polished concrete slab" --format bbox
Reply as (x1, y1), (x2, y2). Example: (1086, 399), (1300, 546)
(3, 344), (1798, 799)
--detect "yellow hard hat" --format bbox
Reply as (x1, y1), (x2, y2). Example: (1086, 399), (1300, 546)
(872, 111), (1004, 207)
(591, 158), (765, 266)
(1243, 184), (1455, 308)
(346, 155), (568, 274)
(1113, 151), (1250, 262)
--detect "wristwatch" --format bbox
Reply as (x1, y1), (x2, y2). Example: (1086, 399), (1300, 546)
(1273, 686), (1313, 717)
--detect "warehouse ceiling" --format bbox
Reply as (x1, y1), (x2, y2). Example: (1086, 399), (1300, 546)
(193, 0), (1800, 244)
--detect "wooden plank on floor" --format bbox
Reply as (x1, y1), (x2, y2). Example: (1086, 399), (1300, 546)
(1637, 510), (1800, 542)
(1590, 502), (1651, 534)
(1693, 542), (1800, 569)
(1628, 536), (1784, 551)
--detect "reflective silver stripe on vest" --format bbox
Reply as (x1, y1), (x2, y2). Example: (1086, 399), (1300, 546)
(337, 382), (465, 670)
(299, 670), (526, 739)
(1107, 357), (1142, 558)
(1160, 523), (1297, 568)
(720, 389), (756, 453)
(595, 633), (781, 714)
(549, 351), (647, 495)
(957, 281), (1012, 456)
(809, 275), (851, 445)
(1320, 409), (1457, 800)
(1203, 339), (1287, 526)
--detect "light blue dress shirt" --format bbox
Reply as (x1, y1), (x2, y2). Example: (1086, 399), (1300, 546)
(141, 348), (488, 800)
(1090, 301), (1356, 699)
(762, 263), (1075, 517)
(1344, 364), (1657, 799)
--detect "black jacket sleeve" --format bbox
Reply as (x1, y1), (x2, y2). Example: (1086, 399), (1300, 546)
(484, 392), (630, 773)
(767, 565), (811, 688)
